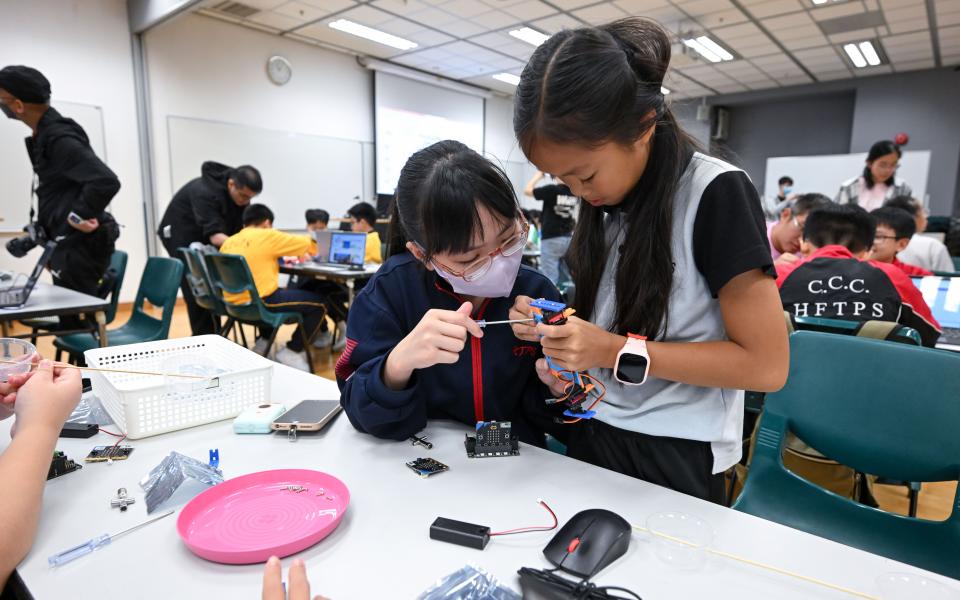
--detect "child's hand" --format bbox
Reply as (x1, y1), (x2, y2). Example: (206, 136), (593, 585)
(537, 317), (624, 372)
(11, 360), (81, 438)
(1, 353), (41, 420)
(384, 302), (483, 389)
(262, 556), (327, 600)
(509, 295), (540, 342)
(535, 359), (569, 398)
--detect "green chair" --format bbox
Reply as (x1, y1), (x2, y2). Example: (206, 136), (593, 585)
(203, 253), (315, 373)
(53, 257), (183, 364)
(953, 256), (960, 272)
(178, 247), (231, 337)
(22, 250), (128, 344)
(733, 331), (960, 578)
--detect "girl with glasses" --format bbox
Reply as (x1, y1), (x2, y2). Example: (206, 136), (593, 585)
(335, 140), (563, 445)
(837, 140), (913, 210)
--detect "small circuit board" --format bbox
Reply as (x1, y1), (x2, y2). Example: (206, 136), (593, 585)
(406, 457), (449, 478)
(85, 445), (135, 463)
(48, 451), (82, 480)
(465, 421), (520, 458)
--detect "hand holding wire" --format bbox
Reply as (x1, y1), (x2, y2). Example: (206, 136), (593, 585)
(508, 295), (541, 342)
(537, 317), (624, 373)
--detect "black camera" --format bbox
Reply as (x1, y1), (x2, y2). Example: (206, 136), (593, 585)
(6, 222), (48, 258)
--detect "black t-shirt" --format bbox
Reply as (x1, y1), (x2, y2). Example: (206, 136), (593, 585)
(692, 171), (776, 297)
(532, 184), (576, 239)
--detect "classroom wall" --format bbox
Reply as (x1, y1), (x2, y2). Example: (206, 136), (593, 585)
(706, 67), (960, 216)
(0, 0), (148, 303)
(672, 99), (712, 150)
(143, 13), (375, 229)
(712, 92), (856, 197)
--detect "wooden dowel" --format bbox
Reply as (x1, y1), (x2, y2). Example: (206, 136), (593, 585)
(0, 359), (208, 380)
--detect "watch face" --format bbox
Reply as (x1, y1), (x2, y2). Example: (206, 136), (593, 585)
(616, 353), (648, 384)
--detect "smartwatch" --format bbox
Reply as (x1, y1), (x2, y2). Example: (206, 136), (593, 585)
(614, 334), (650, 386)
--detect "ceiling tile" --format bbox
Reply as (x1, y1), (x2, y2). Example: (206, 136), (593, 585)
(891, 58), (935, 70)
(440, 18), (486, 37)
(762, 11), (815, 29)
(744, 0), (806, 19)
(863, 0), (879, 9)
(246, 10), (304, 30)
(696, 8), (751, 29)
(531, 13), (581, 33)
(501, 0), (557, 21)
(676, 0), (735, 16)
(736, 41), (783, 57)
(781, 34), (831, 50)
(886, 17), (928, 33)
(810, 1), (868, 21)
(371, 0), (430, 12)
(938, 11), (960, 26)
(232, 0), (288, 9)
(852, 63), (893, 75)
(610, 0), (671, 12)
(298, 0), (356, 10)
(405, 7), (458, 27)
(883, 4), (928, 21)
(336, 4), (392, 25)
(413, 28), (458, 45)
(712, 21), (765, 39)
(548, 0), (612, 9)
(439, 0), (490, 17)
(816, 69), (855, 80)
(572, 3), (628, 24)
(827, 27), (883, 42)
(469, 10), (521, 29)
(273, 1), (332, 21)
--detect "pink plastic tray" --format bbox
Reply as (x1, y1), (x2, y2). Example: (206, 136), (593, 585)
(177, 469), (350, 564)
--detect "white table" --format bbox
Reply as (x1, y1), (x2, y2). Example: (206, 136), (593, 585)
(0, 282), (110, 344)
(10, 362), (959, 599)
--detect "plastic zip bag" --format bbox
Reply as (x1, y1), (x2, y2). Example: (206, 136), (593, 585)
(417, 565), (521, 600)
(66, 391), (115, 426)
(139, 451), (223, 513)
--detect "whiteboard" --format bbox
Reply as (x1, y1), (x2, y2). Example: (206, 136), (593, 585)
(167, 116), (367, 231)
(0, 101), (106, 232)
(764, 151), (931, 206)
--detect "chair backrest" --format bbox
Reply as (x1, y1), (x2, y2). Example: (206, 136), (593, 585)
(129, 257), (184, 339)
(786, 312), (921, 346)
(203, 253), (272, 323)
(103, 250), (128, 324)
(178, 248), (223, 312)
(734, 331), (960, 577)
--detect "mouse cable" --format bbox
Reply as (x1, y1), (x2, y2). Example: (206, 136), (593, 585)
(517, 567), (642, 600)
(488, 499), (558, 537)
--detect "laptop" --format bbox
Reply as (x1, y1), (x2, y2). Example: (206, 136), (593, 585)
(911, 275), (960, 348)
(326, 232), (367, 271)
(0, 242), (57, 309)
(312, 229), (333, 264)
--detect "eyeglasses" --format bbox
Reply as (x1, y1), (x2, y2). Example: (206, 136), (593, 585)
(873, 235), (899, 242)
(431, 219), (529, 282)
(791, 216), (805, 229)
(874, 162), (900, 171)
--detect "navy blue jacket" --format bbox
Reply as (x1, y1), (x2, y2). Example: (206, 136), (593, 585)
(336, 252), (561, 443)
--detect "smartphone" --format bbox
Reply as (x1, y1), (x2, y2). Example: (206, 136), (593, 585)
(234, 403), (287, 434)
(68, 211), (84, 225)
(272, 400), (342, 432)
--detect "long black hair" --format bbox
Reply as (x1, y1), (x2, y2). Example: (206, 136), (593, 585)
(514, 17), (696, 339)
(863, 140), (901, 189)
(387, 140), (520, 260)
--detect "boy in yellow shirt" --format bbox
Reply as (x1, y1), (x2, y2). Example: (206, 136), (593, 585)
(346, 202), (382, 263)
(221, 204), (324, 371)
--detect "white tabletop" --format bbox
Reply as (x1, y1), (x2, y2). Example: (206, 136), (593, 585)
(9, 360), (958, 599)
(0, 282), (109, 321)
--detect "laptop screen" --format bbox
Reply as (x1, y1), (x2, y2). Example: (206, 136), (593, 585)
(312, 230), (333, 263)
(329, 232), (366, 266)
(911, 276), (960, 329)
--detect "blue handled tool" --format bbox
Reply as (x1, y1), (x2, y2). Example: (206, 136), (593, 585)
(48, 509), (175, 567)
(475, 317), (535, 328)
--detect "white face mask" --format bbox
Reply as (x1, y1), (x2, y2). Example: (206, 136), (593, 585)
(433, 249), (523, 298)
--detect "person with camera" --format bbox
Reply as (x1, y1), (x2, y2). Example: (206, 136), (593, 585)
(0, 66), (121, 327)
(157, 161), (262, 335)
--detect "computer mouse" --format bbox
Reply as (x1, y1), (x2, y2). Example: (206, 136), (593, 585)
(543, 508), (632, 578)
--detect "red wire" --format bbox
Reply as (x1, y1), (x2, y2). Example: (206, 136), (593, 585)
(489, 499), (559, 536)
(97, 427), (124, 437)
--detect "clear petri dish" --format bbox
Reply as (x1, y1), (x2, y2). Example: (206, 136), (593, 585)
(0, 338), (37, 383)
(877, 572), (960, 600)
(645, 511), (713, 570)
(161, 354), (224, 399)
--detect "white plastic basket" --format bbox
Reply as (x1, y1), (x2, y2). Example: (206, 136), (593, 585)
(83, 335), (273, 439)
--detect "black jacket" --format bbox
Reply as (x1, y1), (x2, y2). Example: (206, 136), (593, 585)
(158, 161), (243, 250)
(25, 107), (120, 242)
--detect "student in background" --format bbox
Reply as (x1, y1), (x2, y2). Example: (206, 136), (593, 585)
(522, 209), (541, 252)
(346, 202), (382, 264)
(884, 195), (954, 273)
(221, 204), (323, 371)
(869, 206), (932, 276)
(524, 171), (576, 285)
(766, 193), (831, 266)
(305, 209), (329, 233)
(0, 360), (82, 595)
(836, 140), (912, 210)
(158, 162), (262, 335)
(764, 175), (795, 218)
(336, 140), (561, 444)
(777, 204), (940, 346)
(509, 18), (789, 502)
